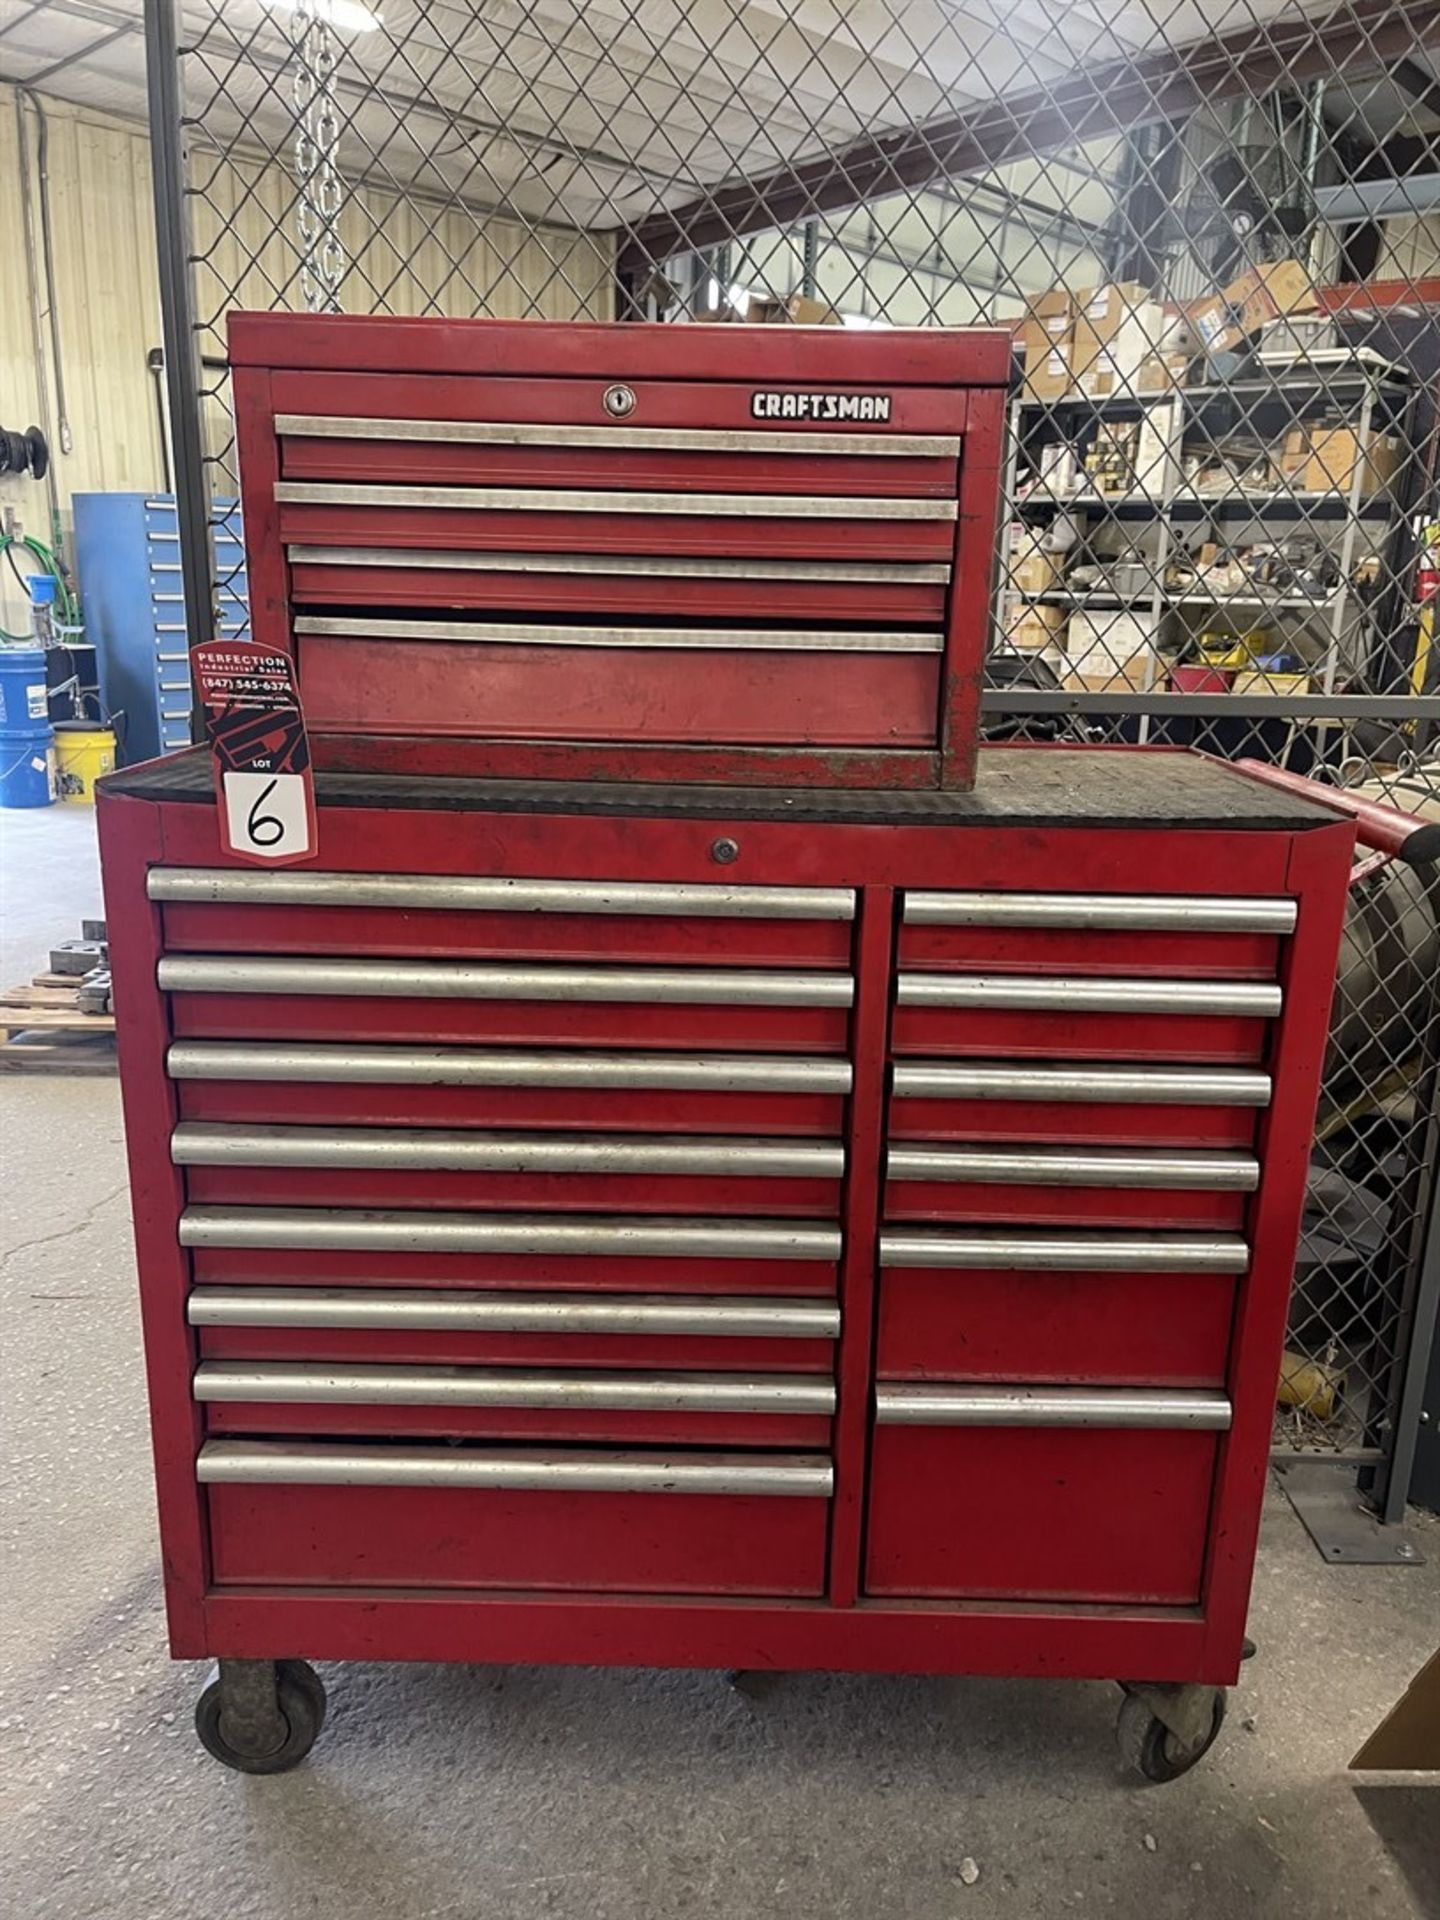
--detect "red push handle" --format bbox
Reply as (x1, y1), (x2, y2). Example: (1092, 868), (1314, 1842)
(1234, 759), (1440, 865)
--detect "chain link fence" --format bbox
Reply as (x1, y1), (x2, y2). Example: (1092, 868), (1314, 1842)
(147, 0), (1439, 1503)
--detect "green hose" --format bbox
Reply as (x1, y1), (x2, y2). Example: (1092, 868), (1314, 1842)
(0, 529), (79, 640)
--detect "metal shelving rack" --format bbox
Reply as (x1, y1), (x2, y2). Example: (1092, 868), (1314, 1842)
(1000, 349), (1417, 725)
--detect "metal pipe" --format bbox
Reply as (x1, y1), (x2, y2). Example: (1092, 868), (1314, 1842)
(186, 1287), (841, 1338)
(875, 1385), (1233, 1430)
(902, 891), (1296, 932)
(272, 481), (959, 522)
(13, 90), (61, 536)
(16, 90), (71, 457)
(891, 1062), (1271, 1105)
(896, 974), (1282, 1016)
(885, 1145), (1259, 1190)
(274, 414), (960, 458)
(290, 617), (943, 655)
(178, 1207), (842, 1261)
(144, 0), (215, 745)
(157, 954), (853, 1006)
(197, 1439), (834, 1497)
(170, 1123), (845, 1177)
(878, 1230), (1248, 1271)
(165, 1041), (853, 1093)
(148, 868), (856, 919)
(193, 1361), (837, 1414)
(288, 546), (951, 585)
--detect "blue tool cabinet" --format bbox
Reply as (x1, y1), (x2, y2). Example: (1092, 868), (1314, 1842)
(71, 494), (248, 762)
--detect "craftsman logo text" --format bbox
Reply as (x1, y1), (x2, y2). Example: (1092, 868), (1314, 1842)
(751, 391), (893, 423)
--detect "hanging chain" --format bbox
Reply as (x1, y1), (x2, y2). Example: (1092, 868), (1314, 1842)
(290, 0), (346, 312)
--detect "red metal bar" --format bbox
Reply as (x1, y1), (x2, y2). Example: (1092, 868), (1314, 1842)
(1234, 759), (1440, 865)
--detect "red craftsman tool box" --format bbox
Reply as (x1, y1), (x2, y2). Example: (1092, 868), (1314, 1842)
(226, 313), (1008, 789)
(97, 315), (1354, 1782)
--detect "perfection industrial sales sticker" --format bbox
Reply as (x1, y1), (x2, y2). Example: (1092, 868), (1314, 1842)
(191, 639), (317, 865)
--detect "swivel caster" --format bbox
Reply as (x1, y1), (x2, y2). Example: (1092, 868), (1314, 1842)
(1116, 1682), (1226, 1784)
(195, 1657), (327, 1774)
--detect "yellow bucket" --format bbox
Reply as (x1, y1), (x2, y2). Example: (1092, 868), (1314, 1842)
(54, 726), (117, 803)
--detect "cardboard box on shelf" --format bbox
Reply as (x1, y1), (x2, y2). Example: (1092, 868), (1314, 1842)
(1064, 656), (1157, 692)
(1187, 259), (1319, 355)
(1301, 427), (1405, 496)
(1064, 609), (1160, 690)
(745, 292), (843, 325)
(1004, 603), (1067, 652)
(1019, 288), (1074, 399)
(1278, 425), (1311, 482)
(1009, 535), (1067, 597)
(1071, 282), (1166, 397)
(1137, 350), (1192, 392)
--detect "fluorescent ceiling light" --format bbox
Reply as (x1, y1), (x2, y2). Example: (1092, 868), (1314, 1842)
(263, 0), (384, 33)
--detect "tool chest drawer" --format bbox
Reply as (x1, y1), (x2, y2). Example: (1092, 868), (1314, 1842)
(194, 1361), (834, 1447)
(148, 868), (858, 967)
(883, 1143), (1257, 1228)
(891, 888), (1287, 1061)
(168, 1042), (851, 1137)
(897, 890), (1293, 978)
(864, 1387), (1229, 1604)
(158, 954), (852, 1051)
(875, 1231), (1245, 1387)
(230, 314), (1012, 785)
(179, 1207), (843, 1296)
(173, 1124), (845, 1218)
(201, 1441), (832, 1595)
(887, 1062), (1270, 1148)
(188, 1286), (839, 1372)
(891, 973), (1281, 1062)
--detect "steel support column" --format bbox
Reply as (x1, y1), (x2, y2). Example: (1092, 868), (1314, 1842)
(144, 0), (215, 744)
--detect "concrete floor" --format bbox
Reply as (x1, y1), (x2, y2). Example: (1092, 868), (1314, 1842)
(2, 801), (1437, 1920)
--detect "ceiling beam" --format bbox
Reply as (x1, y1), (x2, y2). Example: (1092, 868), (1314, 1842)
(615, 0), (1440, 272)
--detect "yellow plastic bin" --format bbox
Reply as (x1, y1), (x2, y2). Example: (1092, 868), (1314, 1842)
(54, 725), (117, 803)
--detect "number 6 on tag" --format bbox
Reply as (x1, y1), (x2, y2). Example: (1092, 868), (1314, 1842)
(222, 771), (313, 861)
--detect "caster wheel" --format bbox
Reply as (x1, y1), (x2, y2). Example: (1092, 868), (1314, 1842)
(278, 1659), (328, 1734)
(195, 1662), (326, 1774)
(1117, 1688), (1226, 1784)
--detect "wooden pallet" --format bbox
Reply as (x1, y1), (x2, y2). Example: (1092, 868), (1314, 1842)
(0, 978), (116, 1071)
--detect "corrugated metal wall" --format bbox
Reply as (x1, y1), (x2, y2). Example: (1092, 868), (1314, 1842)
(0, 84), (614, 632)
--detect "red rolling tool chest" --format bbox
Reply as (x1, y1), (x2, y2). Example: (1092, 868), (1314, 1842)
(97, 316), (1353, 1781)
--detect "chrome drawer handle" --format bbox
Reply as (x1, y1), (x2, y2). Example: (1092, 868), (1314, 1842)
(287, 545), (953, 585)
(896, 974), (1282, 1017)
(891, 1062), (1271, 1106)
(902, 891), (1297, 933)
(157, 955), (854, 1007)
(878, 1230), (1248, 1272)
(294, 616), (943, 655)
(148, 868), (856, 920)
(179, 1208), (843, 1261)
(197, 1439), (834, 1497)
(875, 1386), (1232, 1430)
(276, 414), (962, 459)
(885, 1146), (1258, 1190)
(274, 479), (959, 522)
(187, 1287), (841, 1338)
(172, 1123), (844, 1177)
(194, 1361), (836, 1414)
(166, 1041), (854, 1093)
